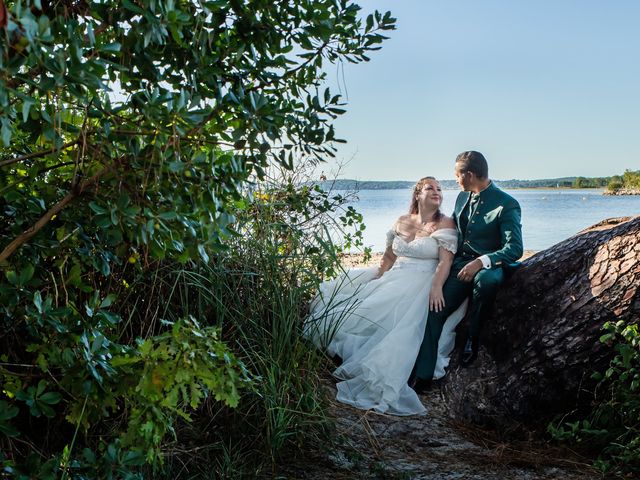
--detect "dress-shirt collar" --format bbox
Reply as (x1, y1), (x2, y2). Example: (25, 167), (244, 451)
(470, 180), (493, 200)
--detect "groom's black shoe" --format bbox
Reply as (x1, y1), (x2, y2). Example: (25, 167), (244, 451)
(460, 336), (479, 367)
(409, 376), (432, 394)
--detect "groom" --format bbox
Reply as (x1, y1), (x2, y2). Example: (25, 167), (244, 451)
(411, 151), (523, 392)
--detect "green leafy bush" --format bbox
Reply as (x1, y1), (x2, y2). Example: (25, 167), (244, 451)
(607, 170), (640, 191)
(1, 0), (394, 477)
(548, 320), (640, 475)
(606, 180), (624, 192)
(622, 170), (640, 189)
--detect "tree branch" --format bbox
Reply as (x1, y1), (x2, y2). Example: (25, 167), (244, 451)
(0, 140), (80, 168)
(0, 166), (110, 264)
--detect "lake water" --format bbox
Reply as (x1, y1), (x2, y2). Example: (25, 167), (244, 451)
(344, 188), (640, 252)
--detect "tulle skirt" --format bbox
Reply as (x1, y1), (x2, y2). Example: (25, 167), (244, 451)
(305, 257), (467, 415)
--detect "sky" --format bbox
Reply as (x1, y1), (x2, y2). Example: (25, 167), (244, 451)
(322, 1), (640, 181)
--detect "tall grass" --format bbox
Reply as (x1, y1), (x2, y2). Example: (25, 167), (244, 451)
(115, 178), (365, 477)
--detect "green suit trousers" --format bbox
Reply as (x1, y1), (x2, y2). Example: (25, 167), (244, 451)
(413, 256), (505, 381)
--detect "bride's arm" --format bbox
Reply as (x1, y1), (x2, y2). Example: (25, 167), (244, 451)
(373, 245), (397, 279)
(429, 216), (457, 311)
(429, 247), (454, 312)
(373, 218), (401, 279)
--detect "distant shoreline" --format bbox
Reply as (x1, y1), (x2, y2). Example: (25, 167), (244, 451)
(317, 172), (640, 193)
(603, 188), (640, 196)
(318, 179), (611, 191)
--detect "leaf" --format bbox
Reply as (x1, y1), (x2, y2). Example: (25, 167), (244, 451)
(99, 294), (116, 309)
(36, 380), (47, 397)
(197, 244), (210, 263)
(33, 291), (43, 313)
(365, 14), (374, 33)
(18, 264), (35, 286)
(99, 42), (121, 53)
(98, 256), (111, 276)
(158, 211), (178, 220)
(39, 392), (62, 405)
(96, 216), (113, 228)
(39, 403), (55, 418)
(21, 99), (35, 123)
(122, 450), (145, 466)
(86, 21), (95, 46)
(1, 117), (12, 146)
(122, 0), (145, 14)
(82, 448), (96, 464)
(96, 311), (120, 325)
(5, 270), (18, 285)
(0, 423), (19, 437)
(0, 401), (19, 421)
(89, 202), (108, 214)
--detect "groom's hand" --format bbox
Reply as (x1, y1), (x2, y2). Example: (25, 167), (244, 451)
(457, 259), (483, 282)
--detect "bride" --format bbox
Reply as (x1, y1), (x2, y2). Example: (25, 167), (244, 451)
(305, 177), (467, 415)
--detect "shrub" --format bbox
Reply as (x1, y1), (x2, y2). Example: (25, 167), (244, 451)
(0, 0), (394, 477)
(606, 180), (624, 192)
(548, 320), (640, 476)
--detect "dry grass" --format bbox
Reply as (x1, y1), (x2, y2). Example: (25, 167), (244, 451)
(448, 419), (597, 473)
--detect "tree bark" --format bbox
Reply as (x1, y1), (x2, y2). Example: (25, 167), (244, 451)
(443, 216), (640, 426)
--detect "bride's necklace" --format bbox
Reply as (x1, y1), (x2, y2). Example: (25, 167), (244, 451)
(417, 223), (437, 235)
(415, 216), (438, 236)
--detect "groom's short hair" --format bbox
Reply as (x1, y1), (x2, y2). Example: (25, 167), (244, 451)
(455, 151), (488, 179)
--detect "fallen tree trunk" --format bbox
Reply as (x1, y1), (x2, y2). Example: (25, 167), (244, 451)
(443, 216), (640, 426)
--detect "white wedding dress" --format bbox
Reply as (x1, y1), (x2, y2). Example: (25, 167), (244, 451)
(305, 228), (467, 416)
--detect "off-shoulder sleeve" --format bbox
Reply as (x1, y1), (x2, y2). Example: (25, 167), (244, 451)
(431, 228), (458, 254)
(385, 229), (396, 248)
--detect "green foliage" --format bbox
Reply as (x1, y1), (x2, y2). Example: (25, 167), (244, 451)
(0, 400), (20, 437)
(607, 170), (640, 191)
(622, 170), (640, 189)
(113, 317), (251, 463)
(1, 439), (146, 480)
(571, 176), (609, 188)
(548, 320), (640, 475)
(14, 379), (62, 418)
(159, 175), (368, 476)
(0, 0), (393, 477)
(607, 180), (624, 191)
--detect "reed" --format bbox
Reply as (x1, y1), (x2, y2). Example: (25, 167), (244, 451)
(134, 180), (367, 477)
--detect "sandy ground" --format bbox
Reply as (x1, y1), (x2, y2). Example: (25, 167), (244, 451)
(341, 251), (538, 269)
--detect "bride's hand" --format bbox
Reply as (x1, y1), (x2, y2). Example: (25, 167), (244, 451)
(429, 286), (445, 312)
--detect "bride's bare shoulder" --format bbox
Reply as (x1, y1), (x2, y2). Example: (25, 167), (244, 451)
(439, 215), (456, 229)
(396, 213), (413, 222)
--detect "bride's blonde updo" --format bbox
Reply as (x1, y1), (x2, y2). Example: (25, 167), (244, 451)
(409, 176), (443, 222)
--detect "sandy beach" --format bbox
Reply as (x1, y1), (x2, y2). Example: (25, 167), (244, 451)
(342, 250), (538, 269)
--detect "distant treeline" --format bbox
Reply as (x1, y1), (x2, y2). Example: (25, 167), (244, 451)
(318, 176), (619, 191)
(607, 170), (640, 192)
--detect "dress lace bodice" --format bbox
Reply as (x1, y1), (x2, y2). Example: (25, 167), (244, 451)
(386, 228), (458, 259)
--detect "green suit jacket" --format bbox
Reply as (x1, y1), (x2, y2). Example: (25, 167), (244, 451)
(452, 182), (523, 268)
